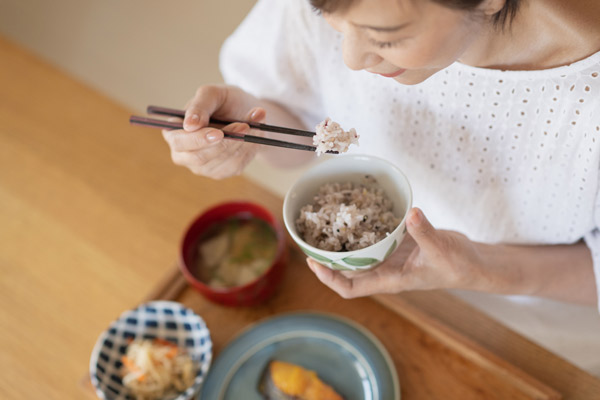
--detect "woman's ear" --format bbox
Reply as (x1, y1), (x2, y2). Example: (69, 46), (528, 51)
(478, 0), (506, 17)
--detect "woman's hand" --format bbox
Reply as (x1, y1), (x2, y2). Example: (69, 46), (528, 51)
(162, 85), (266, 180)
(306, 207), (489, 298)
(307, 207), (597, 304)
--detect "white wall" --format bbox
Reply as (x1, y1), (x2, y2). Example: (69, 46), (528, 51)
(0, 0), (310, 197)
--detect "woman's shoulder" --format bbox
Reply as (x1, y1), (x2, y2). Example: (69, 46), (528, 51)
(544, 0), (600, 67)
(463, 0), (600, 75)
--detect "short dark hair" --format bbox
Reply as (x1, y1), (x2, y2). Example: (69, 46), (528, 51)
(309, 0), (521, 28)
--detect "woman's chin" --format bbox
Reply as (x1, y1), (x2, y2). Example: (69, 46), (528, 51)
(392, 68), (442, 85)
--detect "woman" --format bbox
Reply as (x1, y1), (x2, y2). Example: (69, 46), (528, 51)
(162, 0), (600, 372)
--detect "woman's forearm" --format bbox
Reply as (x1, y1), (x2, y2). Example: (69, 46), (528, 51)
(476, 240), (597, 305)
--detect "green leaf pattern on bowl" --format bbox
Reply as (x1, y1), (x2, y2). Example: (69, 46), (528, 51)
(330, 262), (352, 271)
(383, 239), (397, 260)
(300, 242), (398, 270)
(300, 246), (334, 264)
(300, 238), (400, 269)
(342, 257), (379, 267)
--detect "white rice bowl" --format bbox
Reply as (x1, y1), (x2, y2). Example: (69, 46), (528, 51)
(283, 155), (412, 271)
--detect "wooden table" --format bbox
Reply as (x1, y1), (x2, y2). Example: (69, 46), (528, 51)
(1, 35), (599, 399)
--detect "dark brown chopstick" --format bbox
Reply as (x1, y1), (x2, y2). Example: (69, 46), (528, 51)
(146, 105), (316, 137)
(129, 115), (336, 153)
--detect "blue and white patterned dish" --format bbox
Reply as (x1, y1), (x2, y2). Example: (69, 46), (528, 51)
(89, 301), (212, 400)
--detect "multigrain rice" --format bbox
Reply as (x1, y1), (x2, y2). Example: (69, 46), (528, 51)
(296, 177), (400, 251)
(313, 118), (359, 155)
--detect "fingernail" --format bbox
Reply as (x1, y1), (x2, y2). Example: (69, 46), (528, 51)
(184, 114), (199, 129)
(250, 108), (260, 120)
(409, 208), (422, 227)
(206, 131), (219, 142)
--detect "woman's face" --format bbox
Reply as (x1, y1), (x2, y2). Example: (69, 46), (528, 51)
(323, 0), (487, 84)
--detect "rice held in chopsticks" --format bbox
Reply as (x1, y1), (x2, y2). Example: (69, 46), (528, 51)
(313, 118), (359, 155)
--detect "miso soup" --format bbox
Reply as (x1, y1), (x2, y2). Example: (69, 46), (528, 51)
(194, 217), (278, 288)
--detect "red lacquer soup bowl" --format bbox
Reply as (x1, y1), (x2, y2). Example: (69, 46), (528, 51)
(179, 201), (287, 306)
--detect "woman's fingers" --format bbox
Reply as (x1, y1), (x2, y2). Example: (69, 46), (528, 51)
(306, 258), (398, 299)
(163, 127), (224, 151)
(183, 85), (227, 132)
(221, 122), (251, 136)
(161, 85), (265, 180)
(406, 207), (440, 254)
(305, 209), (482, 298)
(165, 119), (255, 152)
(168, 122), (257, 177)
(245, 106), (266, 123)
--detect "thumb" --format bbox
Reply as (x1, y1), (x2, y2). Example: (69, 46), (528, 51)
(406, 208), (439, 252)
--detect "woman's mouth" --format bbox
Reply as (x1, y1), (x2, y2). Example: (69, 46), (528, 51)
(376, 68), (406, 78)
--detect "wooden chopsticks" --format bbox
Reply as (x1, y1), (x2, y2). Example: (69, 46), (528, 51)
(146, 106), (316, 137)
(129, 105), (337, 153)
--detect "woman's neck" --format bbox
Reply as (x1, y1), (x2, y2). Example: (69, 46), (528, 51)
(459, 0), (600, 70)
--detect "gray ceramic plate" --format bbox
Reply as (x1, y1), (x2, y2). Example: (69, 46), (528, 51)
(198, 312), (400, 400)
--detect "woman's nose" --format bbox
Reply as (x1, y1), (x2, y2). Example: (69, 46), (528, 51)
(342, 35), (382, 71)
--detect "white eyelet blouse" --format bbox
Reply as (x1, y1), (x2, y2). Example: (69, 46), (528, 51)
(219, 0), (600, 373)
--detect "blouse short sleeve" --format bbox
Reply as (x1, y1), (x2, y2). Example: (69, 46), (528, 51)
(219, 0), (325, 129)
(584, 174), (600, 311)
